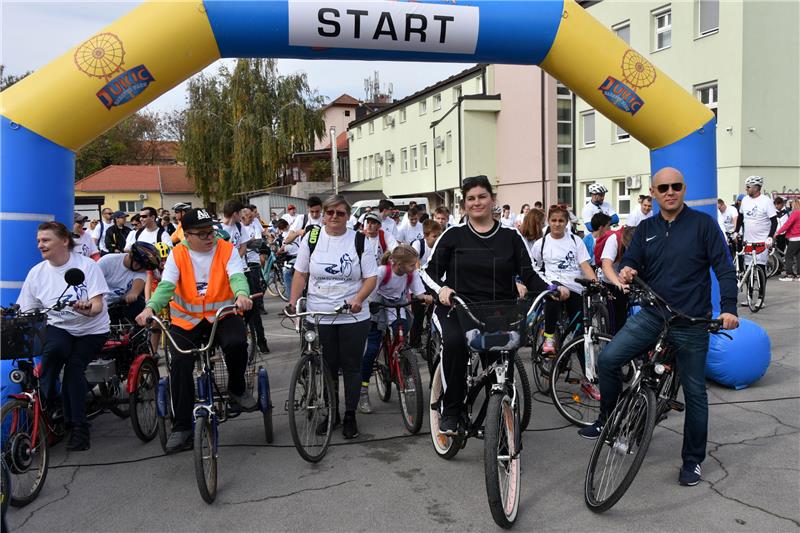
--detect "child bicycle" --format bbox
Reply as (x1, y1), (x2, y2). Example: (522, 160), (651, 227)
(147, 300), (272, 504)
(429, 294), (540, 528)
(584, 276), (729, 513)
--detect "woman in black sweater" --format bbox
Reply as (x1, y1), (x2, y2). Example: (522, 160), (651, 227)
(422, 175), (569, 434)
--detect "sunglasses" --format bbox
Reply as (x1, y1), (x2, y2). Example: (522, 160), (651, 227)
(187, 230), (215, 239)
(549, 204), (568, 210)
(139, 214), (150, 219)
(655, 182), (684, 193)
(325, 209), (348, 218)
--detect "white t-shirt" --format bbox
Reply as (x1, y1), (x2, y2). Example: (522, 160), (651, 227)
(242, 220), (264, 264)
(365, 230), (398, 264)
(717, 205), (739, 234)
(626, 208), (654, 227)
(500, 214), (516, 229)
(91, 220), (114, 252)
(98, 253), (147, 304)
(530, 233), (591, 294)
(290, 214), (323, 233)
(124, 226), (172, 252)
(281, 212), (297, 226)
(17, 252), (110, 335)
(598, 233), (622, 283)
(280, 230), (300, 257)
(397, 222), (424, 244)
(582, 201), (618, 228)
(294, 228), (378, 324)
(411, 238), (433, 268)
(381, 216), (398, 238)
(161, 242), (244, 296)
(740, 194), (777, 242)
(221, 221), (248, 268)
(370, 265), (426, 322)
(74, 231), (98, 258)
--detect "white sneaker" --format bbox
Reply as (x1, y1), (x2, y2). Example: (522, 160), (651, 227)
(779, 276), (798, 282)
(358, 387), (372, 414)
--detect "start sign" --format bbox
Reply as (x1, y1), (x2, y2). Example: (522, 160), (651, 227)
(289, 0), (480, 54)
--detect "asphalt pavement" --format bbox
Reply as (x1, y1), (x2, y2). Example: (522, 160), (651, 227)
(6, 282), (799, 532)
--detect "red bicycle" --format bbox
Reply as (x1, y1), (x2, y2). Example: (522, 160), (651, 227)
(371, 302), (424, 434)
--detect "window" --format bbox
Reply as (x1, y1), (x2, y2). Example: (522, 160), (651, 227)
(344, 110), (351, 117)
(368, 155), (374, 179)
(419, 100), (427, 115)
(614, 22), (630, 44)
(357, 126), (362, 139)
(401, 148), (409, 173)
(445, 131), (453, 163)
(581, 111), (596, 147)
(420, 142), (429, 169)
(385, 150), (393, 176)
(617, 180), (631, 215)
(697, 0), (719, 36)
(411, 145), (419, 171)
(615, 124), (630, 142)
(374, 153), (381, 178)
(399, 107), (407, 123)
(119, 200), (143, 212)
(557, 175), (573, 205)
(695, 82), (718, 119)
(368, 121), (374, 134)
(433, 94), (442, 111)
(653, 8), (672, 51)
(556, 81), (574, 207)
(435, 138), (442, 166)
(453, 85), (462, 102)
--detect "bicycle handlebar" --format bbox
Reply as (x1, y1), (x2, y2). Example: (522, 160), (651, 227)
(147, 304), (240, 355)
(283, 301), (351, 319)
(630, 276), (724, 331)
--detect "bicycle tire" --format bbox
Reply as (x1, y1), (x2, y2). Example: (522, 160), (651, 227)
(747, 265), (766, 312)
(590, 302), (611, 336)
(129, 357), (159, 442)
(484, 393), (521, 528)
(425, 329), (442, 386)
(258, 367), (273, 444)
(107, 383), (130, 419)
(157, 376), (173, 454)
(276, 275), (289, 302)
(584, 386), (656, 513)
(428, 360), (464, 460)
(1, 399), (48, 507)
(193, 414), (217, 504)
(397, 350), (424, 434)
(288, 354), (336, 463)
(374, 339), (392, 402)
(1, 456), (9, 516)
(766, 250), (781, 278)
(514, 357), (532, 432)
(550, 334), (613, 427)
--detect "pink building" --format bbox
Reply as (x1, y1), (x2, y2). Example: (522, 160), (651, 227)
(314, 94), (360, 150)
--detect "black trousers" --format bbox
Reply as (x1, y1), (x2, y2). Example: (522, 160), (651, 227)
(434, 305), (471, 417)
(409, 300), (429, 348)
(785, 241), (800, 276)
(544, 291), (582, 335)
(169, 316), (247, 431)
(317, 319), (370, 413)
(245, 262), (266, 342)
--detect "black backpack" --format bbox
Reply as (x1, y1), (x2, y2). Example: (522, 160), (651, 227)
(135, 226), (166, 244)
(306, 225), (365, 263)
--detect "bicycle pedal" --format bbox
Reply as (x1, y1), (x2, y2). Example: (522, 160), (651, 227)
(667, 399), (685, 412)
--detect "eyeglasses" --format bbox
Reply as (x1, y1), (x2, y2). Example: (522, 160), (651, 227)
(187, 230), (215, 240)
(549, 204), (568, 210)
(139, 214), (150, 219)
(655, 182), (684, 193)
(102, 211), (112, 216)
(325, 209), (348, 218)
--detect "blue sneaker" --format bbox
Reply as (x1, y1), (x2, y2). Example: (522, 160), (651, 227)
(578, 420), (603, 440)
(679, 462), (702, 486)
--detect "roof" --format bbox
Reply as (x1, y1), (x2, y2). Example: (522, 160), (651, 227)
(323, 94), (360, 110)
(74, 165), (194, 194)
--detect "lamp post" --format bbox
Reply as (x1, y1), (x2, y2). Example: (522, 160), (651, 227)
(330, 125), (339, 195)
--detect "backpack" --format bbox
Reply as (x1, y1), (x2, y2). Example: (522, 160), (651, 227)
(306, 225), (366, 263)
(593, 228), (624, 266)
(380, 264), (414, 289)
(135, 226), (166, 244)
(413, 237), (426, 258)
(378, 229), (387, 255)
(539, 227), (577, 274)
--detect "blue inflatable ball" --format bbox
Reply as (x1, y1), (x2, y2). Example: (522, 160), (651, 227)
(706, 318), (771, 389)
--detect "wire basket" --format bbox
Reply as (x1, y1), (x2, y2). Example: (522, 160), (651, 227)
(195, 348), (259, 398)
(1, 311), (47, 360)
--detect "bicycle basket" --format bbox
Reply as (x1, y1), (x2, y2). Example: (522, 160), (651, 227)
(195, 348), (259, 398)
(456, 300), (526, 352)
(1, 312), (47, 360)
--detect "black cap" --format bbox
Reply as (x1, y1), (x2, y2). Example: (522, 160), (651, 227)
(182, 208), (215, 230)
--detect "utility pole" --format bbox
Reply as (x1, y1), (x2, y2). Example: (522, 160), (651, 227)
(331, 125), (339, 194)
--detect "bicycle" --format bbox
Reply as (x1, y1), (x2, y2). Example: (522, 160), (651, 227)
(148, 302), (273, 504)
(261, 242), (289, 301)
(428, 295), (535, 528)
(283, 299), (350, 463)
(728, 235), (767, 312)
(370, 301), (424, 434)
(766, 240), (786, 278)
(584, 276), (728, 513)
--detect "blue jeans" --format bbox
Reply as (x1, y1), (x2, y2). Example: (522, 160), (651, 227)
(362, 318), (408, 383)
(283, 266), (294, 302)
(597, 307), (710, 464)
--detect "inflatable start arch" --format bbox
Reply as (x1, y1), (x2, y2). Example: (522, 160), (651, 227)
(1, 0), (717, 304)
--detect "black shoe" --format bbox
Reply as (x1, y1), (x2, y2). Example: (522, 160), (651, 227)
(257, 337), (270, 354)
(165, 430), (193, 454)
(316, 411), (341, 436)
(679, 461), (702, 486)
(578, 420), (603, 440)
(439, 415), (459, 436)
(342, 411), (359, 439)
(66, 424), (90, 451)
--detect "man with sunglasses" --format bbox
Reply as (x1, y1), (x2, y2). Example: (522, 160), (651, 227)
(124, 206), (172, 252)
(136, 208), (256, 452)
(579, 167), (738, 488)
(91, 208), (115, 255)
(734, 175), (778, 304)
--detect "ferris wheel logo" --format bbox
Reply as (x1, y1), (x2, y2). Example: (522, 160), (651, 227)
(620, 49), (657, 90)
(74, 32), (126, 81)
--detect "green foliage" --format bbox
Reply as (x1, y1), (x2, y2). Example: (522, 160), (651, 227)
(182, 59), (325, 204)
(0, 65), (31, 90)
(309, 160), (332, 182)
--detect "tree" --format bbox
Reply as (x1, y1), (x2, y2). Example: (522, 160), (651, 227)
(182, 59), (325, 204)
(0, 65), (31, 90)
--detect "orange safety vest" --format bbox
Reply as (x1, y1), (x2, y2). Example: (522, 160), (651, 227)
(169, 240), (236, 330)
(171, 223), (184, 245)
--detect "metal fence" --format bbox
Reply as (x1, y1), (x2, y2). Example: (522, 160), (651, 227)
(246, 192), (308, 218)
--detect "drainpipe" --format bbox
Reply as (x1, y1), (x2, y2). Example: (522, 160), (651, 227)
(457, 97), (463, 186)
(540, 70), (546, 206)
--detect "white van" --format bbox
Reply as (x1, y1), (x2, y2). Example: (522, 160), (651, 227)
(351, 197), (428, 219)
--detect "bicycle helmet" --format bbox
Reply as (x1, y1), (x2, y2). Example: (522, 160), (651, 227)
(744, 175), (763, 188)
(130, 242), (161, 271)
(588, 183), (608, 195)
(172, 202), (191, 212)
(154, 241), (170, 260)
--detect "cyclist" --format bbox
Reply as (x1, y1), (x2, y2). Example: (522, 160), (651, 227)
(124, 207), (172, 252)
(104, 211), (131, 254)
(597, 225), (637, 333)
(530, 205), (598, 356)
(17, 221), (110, 451)
(359, 245), (433, 413)
(776, 199), (800, 281)
(362, 211), (398, 263)
(515, 203), (531, 230)
(91, 207), (115, 256)
(734, 175), (777, 306)
(499, 204), (516, 229)
(422, 175), (567, 435)
(287, 195), (377, 439)
(72, 212), (100, 260)
(433, 206), (452, 230)
(582, 184), (619, 231)
(240, 206), (269, 353)
(583, 213), (612, 268)
(626, 195), (654, 227)
(578, 167), (738, 488)
(378, 199), (399, 238)
(285, 196), (323, 245)
(409, 220), (443, 348)
(135, 208), (256, 453)
(98, 242), (160, 322)
(397, 206), (424, 244)
(717, 198), (738, 235)
(170, 202), (191, 245)
(518, 208), (546, 261)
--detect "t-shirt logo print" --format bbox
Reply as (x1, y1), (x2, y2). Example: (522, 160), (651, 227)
(68, 283), (89, 303)
(557, 251), (577, 271)
(322, 253), (354, 277)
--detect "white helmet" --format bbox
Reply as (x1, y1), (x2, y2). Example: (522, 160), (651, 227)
(744, 175), (763, 188)
(588, 183), (608, 195)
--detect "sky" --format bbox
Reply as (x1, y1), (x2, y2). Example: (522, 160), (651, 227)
(1, 0), (471, 113)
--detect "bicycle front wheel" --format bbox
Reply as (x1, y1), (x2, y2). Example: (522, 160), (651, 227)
(129, 356), (159, 442)
(1, 399), (49, 507)
(193, 414), (217, 504)
(428, 360), (464, 460)
(585, 386), (656, 513)
(374, 340), (392, 402)
(766, 249), (781, 278)
(484, 393), (521, 528)
(550, 334), (613, 427)
(513, 357), (532, 431)
(397, 349), (423, 434)
(288, 354), (336, 463)
(747, 265), (766, 312)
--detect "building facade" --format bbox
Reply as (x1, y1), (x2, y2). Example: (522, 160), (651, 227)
(574, 0), (800, 225)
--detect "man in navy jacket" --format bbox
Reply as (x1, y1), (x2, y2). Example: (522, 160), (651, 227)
(579, 167), (739, 487)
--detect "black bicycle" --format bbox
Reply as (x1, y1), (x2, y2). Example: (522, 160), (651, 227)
(584, 277), (729, 513)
